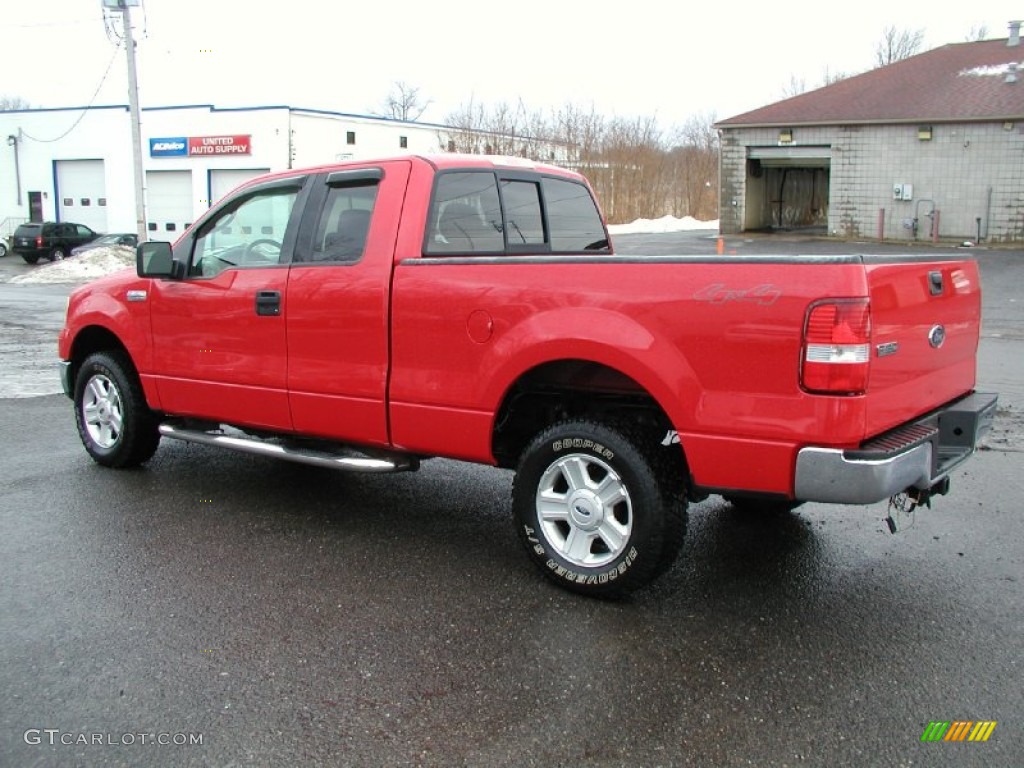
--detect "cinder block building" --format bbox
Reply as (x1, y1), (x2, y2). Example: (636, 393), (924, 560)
(716, 23), (1024, 244)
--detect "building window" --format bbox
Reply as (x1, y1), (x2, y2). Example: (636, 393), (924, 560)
(447, 139), (456, 152)
(346, 131), (356, 145)
(399, 135), (408, 149)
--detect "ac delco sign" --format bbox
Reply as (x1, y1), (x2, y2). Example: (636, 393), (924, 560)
(150, 135), (252, 157)
(188, 135), (252, 156)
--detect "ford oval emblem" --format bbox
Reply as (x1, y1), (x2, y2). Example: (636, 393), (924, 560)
(928, 325), (946, 348)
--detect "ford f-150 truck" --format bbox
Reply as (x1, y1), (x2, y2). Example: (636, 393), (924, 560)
(58, 155), (997, 596)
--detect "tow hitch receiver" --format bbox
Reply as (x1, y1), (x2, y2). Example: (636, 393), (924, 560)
(885, 477), (951, 533)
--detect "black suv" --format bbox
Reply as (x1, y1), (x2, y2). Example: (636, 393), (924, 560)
(12, 222), (100, 264)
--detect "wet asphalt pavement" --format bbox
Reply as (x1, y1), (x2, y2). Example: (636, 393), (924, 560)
(1, 234), (1022, 767)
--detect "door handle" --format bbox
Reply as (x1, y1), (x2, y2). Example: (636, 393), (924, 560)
(255, 290), (281, 316)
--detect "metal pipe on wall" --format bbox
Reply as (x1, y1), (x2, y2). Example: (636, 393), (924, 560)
(6, 133), (21, 206)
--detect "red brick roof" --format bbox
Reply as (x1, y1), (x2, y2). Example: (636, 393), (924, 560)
(718, 38), (1024, 127)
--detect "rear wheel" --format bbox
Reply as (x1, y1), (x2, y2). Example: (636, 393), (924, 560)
(50, 246), (67, 261)
(0, 241), (7, 257)
(21, 253), (40, 265)
(513, 419), (687, 597)
(74, 351), (160, 467)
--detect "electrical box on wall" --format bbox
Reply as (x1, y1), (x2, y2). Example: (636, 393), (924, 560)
(892, 183), (914, 201)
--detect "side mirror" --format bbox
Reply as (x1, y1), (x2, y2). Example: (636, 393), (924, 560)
(136, 241), (184, 279)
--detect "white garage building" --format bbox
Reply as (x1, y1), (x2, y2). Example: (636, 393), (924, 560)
(0, 104), (456, 240)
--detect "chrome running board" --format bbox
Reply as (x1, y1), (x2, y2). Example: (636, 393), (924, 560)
(158, 422), (418, 473)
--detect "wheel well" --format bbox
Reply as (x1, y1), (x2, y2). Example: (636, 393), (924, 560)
(492, 360), (682, 470)
(68, 326), (132, 385)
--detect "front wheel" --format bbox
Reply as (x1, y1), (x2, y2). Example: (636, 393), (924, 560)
(74, 351), (160, 467)
(513, 420), (687, 597)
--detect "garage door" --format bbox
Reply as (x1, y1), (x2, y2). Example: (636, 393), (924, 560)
(745, 146), (832, 232)
(209, 169), (270, 208)
(146, 170), (193, 238)
(56, 159), (107, 232)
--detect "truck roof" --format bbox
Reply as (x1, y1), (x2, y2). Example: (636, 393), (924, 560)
(232, 153), (585, 192)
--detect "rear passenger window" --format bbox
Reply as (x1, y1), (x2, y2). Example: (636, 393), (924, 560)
(425, 172), (504, 254)
(500, 180), (544, 248)
(308, 181), (379, 263)
(424, 171), (608, 256)
(542, 178), (609, 252)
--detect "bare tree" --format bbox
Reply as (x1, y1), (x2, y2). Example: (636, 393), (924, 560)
(965, 24), (988, 42)
(379, 81), (432, 122)
(781, 75), (807, 99)
(442, 98), (722, 224)
(442, 99), (552, 159)
(875, 26), (925, 67)
(0, 95), (31, 111)
(781, 66), (851, 100)
(666, 112), (720, 222)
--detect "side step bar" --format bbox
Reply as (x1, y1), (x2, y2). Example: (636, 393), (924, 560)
(158, 423), (419, 474)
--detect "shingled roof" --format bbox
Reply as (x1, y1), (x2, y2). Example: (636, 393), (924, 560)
(717, 37), (1024, 127)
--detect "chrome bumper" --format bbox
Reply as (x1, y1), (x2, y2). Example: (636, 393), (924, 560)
(794, 391), (998, 505)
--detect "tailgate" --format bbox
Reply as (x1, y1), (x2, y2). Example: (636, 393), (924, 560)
(864, 257), (980, 437)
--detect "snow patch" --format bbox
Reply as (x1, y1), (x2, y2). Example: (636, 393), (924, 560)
(11, 246), (135, 285)
(959, 62), (1023, 77)
(607, 215), (719, 235)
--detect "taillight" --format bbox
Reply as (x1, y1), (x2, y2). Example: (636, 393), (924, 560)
(801, 299), (871, 395)
(35, 236), (43, 247)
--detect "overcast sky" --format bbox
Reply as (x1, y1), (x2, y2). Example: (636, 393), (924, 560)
(2, 0), (1022, 128)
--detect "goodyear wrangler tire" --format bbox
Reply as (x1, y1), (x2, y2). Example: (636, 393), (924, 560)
(74, 351), (161, 468)
(513, 419), (686, 597)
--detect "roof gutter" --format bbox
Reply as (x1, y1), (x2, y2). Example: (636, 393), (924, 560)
(716, 115), (1024, 130)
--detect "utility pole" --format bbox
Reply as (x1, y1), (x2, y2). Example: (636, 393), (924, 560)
(111, 0), (147, 242)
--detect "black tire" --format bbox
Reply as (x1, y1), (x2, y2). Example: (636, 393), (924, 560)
(21, 253), (40, 265)
(0, 241), (7, 257)
(723, 495), (804, 516)
(513, 419), (687, 598)
(73, 351), (161, 468)
(50, 246), (67, 261)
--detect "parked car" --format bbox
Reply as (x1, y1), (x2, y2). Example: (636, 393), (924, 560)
(11, 221), (100, 264)
(70, 232), (138, 257)
(0, 236), (8, 258)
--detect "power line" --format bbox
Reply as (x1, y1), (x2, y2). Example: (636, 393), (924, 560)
(19, 40), (124, 144)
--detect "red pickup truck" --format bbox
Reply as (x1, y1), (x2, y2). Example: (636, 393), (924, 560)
(58, 155), (997, 596)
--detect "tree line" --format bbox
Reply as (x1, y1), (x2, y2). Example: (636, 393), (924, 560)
(441, 100), (721, 225)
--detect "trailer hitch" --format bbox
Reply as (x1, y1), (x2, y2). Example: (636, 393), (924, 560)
(885, 477), (951, 533)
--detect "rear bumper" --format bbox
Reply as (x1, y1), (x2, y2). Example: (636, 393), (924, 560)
(794, 391), (998, 504)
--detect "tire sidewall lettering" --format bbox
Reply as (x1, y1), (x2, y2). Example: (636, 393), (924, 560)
(540, 545), (639, 584)
(550, 438), (614, 461)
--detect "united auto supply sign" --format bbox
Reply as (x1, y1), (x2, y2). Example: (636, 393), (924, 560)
(149, 135), (251, 157)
